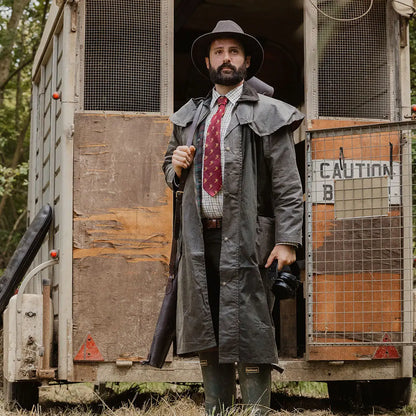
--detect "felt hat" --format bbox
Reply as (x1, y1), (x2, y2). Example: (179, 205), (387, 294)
(191, 20), (264, 80)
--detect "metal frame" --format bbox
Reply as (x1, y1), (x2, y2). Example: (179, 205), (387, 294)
(306, 120), (415, 358)
(160, 0), (174, 115)
(304, 0), (319, 124)
(29, 3), (78, 380)
(57, 3), (77, 380)
(304, 0), (400, 124)
(386, 0), (402, 121)
(78, 0), (173, 115)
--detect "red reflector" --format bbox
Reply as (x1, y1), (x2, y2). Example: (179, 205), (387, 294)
(373, 333), (400, 359)
(74, 334), (104, 362)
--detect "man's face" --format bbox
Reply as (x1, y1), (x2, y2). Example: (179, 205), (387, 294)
(205, 38), (251, 86)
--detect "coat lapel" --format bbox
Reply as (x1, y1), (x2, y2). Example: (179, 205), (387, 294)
(225, 83), (258, 139)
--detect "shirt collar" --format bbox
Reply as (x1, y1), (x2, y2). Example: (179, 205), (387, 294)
(210, 83), (244, 109)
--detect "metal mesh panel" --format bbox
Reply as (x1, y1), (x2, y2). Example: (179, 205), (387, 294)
(306, 122), (414, 355)
(317, 0), (390, 120)
(84, 0), (161, 112)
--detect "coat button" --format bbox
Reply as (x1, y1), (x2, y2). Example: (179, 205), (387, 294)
(225, 146), (231, 151)
(224, 237), (228, 241)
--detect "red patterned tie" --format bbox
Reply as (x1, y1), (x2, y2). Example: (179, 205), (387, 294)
(203, 96), (228, 196)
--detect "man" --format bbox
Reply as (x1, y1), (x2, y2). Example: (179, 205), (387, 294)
(163, 20), (303, 415)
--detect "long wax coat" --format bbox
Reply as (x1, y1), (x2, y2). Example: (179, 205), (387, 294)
(163, 83), (304, 364)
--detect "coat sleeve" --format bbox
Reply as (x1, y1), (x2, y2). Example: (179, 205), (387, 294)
(264, 126), (303, 246)
(163, 98), (200, 190)
(162, 124), (183, 190)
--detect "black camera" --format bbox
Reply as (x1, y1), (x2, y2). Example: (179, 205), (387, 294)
(267, 259), (300, 300)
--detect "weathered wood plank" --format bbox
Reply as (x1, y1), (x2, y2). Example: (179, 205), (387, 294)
(279, 298), (298, 358)
(73, 113), (173, 362)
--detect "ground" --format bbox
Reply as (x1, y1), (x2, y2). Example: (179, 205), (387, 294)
(0, 380), (416, 416)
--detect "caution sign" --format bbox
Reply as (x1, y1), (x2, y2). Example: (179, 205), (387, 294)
(311, 159), (400, 204)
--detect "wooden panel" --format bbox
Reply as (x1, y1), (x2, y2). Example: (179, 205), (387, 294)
(73, 114), (173, 362)
(279, 298), (298, 358)
(308, 344), (381, 361)
(313, 213), (402, 274)
(312, 272), (402, 333)
(310, 119), (381, 130)
(311, 132), (400, 161)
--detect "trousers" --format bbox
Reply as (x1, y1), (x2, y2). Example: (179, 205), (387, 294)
(201, 228), (272, 416)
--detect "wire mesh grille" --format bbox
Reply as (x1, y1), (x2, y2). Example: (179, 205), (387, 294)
(84, 0), (161, 112)
(306, 122), (414, 355)
(317, 0), (390, 120)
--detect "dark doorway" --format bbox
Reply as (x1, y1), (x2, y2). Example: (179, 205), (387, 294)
(173, 0), (304, 110)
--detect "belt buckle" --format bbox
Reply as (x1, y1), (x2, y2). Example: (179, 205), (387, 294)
(202, 218), (222, 229)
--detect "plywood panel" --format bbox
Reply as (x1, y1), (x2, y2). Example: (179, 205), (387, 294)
(311, 132), (400, 161)
(312, 272), (402, 333)
(73, 113), (173, 362)
(308, 344), (382, 361)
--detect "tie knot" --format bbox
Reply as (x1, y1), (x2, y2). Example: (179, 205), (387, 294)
(217, 96), (228, 107)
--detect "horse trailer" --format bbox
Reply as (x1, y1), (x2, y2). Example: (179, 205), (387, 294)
(2, 0), (416, 410)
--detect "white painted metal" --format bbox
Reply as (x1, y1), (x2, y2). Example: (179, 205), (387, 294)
(399, 16), (414, 379)
(3, 295), (43, 382)
(387, 0), (402, 121)
(57, 3), (77, 380)
(303, 0), (319, 125)
(27, 3), (77, 380)
(161, 0), (174, 115)
(392, 0), (415, 17)
(400, 127), (413, 378)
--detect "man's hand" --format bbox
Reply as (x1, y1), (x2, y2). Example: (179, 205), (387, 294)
(265, 244), (296, 271)
(172, 145), (196, 177)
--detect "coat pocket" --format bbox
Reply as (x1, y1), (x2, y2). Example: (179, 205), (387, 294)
(255, 216), (275, 267)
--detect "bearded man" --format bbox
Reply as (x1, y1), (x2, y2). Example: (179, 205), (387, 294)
(163, 20), (304, 415)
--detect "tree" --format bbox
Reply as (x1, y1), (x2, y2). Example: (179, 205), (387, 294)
(0, 0), (50, 271)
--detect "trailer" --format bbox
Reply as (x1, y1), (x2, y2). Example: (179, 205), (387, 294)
(2, 0), (416, 410)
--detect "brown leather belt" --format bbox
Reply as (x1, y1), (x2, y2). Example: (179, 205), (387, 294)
(202, 218), (222, 229)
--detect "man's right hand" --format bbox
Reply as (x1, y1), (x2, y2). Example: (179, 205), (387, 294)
(172, 145), (196, 177)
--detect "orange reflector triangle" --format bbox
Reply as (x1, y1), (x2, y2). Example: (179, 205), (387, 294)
(74, 334), (104, 362)
(373, 333), (400, 359)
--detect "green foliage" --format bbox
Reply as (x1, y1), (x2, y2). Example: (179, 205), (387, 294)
(0, 163), (28, 197)
(0, 0), (50, 270)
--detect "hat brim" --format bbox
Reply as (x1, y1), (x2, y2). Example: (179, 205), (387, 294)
(191, 31), (264, 81)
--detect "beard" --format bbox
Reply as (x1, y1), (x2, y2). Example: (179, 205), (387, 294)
(208, 62), (247, 86)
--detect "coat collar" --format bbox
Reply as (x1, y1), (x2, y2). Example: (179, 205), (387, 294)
(226, 83), (258, 134)
(170, 82), (258, 128)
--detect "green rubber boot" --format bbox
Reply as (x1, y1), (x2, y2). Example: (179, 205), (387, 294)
(199, 350), (236, 415)
(237, 363), (272, 415)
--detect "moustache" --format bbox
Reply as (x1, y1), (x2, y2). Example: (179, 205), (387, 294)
(217, 63), (237, 73)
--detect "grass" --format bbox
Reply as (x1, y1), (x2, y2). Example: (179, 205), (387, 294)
(0, 380), (416, 415)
